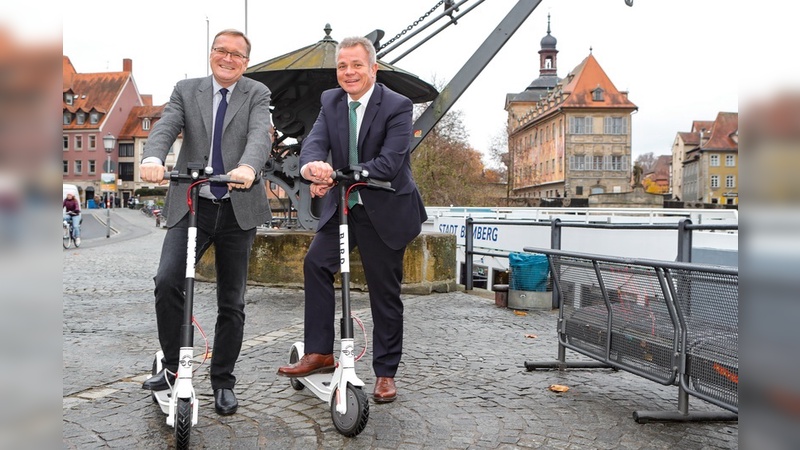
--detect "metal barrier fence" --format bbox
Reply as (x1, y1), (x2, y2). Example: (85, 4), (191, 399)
(463, 217), (738, 292)
(523, 247), (738, 423)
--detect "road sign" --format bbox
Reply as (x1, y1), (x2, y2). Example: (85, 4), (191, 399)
(101, 173), (117, 192)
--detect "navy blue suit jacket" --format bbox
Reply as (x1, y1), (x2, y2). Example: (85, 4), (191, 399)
(300, 83), (427, 250)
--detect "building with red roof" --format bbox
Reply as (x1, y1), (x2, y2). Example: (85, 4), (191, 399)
(673, 113), (738, 205)
(505, 18), (637, 203)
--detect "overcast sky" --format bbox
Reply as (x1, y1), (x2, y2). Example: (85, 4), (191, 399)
(54, 1), (768, 163)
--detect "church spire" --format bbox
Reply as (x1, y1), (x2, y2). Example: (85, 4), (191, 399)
(539, 13), (558, 77)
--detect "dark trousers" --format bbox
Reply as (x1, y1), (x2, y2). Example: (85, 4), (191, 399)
(153, 199), (256, 390)
(303, 205), (406, 378)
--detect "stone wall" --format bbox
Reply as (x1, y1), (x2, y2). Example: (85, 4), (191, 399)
(588, 186), (663, 208)
(196, 231), (458, 295)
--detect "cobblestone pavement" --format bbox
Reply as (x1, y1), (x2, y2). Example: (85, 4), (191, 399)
(63, 208), (738, 449)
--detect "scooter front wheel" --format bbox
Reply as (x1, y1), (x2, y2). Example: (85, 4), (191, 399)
(330, 384), (369, 437)
(174, 398), (192, 450)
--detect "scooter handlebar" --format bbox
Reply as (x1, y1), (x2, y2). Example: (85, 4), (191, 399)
(331, 167), (394, 192)
(163, 169), (235, 184)
(331, 167), (366, 181)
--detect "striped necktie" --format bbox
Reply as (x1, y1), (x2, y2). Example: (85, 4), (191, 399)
(211, 87), (228, 199)
(348, 101), (361, 208)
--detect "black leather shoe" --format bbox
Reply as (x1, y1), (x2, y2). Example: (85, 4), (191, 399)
(142, 369), (175, 391)
(214, 388), (238, 415)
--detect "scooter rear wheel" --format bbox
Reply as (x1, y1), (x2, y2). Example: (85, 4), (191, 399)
(330, 384), (369, 437)
(288, 347), (304, 391)
(174, 398), (192, 450)
(150, 358), (159, 403)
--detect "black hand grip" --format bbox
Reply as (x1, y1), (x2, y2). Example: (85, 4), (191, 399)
(331, 167), (367, 181)
(210, 175), (234, 183)
(367, 179), (394, 192)
(331, 167), (394, 192)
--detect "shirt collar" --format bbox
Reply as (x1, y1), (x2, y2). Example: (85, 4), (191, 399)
(348, 83), (375, 110)
(212, 78), (237, 96)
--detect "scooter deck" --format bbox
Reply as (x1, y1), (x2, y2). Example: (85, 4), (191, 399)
(298, 372), (334, 399)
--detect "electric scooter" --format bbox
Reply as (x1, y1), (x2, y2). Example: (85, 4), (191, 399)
(147, 163), (232, 450)
(284, 165), (394, 437)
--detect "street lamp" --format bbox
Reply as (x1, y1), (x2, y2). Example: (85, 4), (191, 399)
(103, 133), (116, 173)
(103, 133), (116, 238)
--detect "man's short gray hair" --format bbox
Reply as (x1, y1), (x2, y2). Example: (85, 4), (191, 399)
(336, 36), (377, 66)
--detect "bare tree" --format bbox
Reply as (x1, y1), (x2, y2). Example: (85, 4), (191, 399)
(411, 83), (493, 205)
(412, 107), (488, 206)
(409, 75), (509, 206)
(486, 126), (508, 181)
(635, 152), (657, 173)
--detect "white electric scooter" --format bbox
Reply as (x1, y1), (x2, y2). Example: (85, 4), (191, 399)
(285, 165), (394, 437)
(148, 163), (232, 449)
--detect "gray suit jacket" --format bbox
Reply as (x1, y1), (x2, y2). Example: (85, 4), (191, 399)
(144, 75), (272, 230)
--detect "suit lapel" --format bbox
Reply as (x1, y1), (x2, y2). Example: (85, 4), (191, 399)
(337, 93), (350, 162)
(359, 84), (382, 155)
(196, 77), (214, 144)
(225, 78), (248, 130)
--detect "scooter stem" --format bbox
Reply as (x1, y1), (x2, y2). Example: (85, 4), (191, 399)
(338, 181), (354, 340)
(180, 180), (200, 349)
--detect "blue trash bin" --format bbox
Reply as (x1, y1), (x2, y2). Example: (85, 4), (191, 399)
(509, 252), (549, 292)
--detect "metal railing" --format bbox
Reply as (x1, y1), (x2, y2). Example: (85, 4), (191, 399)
(463, 217), (738, 291)
(521, 247), (738, 423)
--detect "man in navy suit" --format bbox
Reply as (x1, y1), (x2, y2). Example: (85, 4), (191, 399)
(276, 36), (427, 403)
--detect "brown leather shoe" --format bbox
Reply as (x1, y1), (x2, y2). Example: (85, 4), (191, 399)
(277, 353), (335, 377)
(373, 377), (397, 403)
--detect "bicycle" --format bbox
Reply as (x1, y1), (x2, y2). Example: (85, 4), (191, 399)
(141, 202), (156, 217)
(154, 208), (165, 228)
(63, 213), (81, 249)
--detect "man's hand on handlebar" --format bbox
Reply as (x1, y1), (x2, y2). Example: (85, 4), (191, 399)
(303, 161), (335, 198)
(226, 165), (257, 191)
(140, 162), (168, 185)
(303, 161), (334, 186)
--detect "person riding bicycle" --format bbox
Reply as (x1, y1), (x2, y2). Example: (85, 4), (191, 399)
(63, 192), (82, 245)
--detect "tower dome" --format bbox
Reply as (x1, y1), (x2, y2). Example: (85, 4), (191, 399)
(541, 33), (557, 48)
(540, 14), (557, 48)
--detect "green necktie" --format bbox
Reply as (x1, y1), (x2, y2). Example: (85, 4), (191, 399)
(348, 101), (361, 208)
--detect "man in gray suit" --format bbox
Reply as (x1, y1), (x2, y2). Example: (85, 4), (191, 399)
(139, 29), (271, 416)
